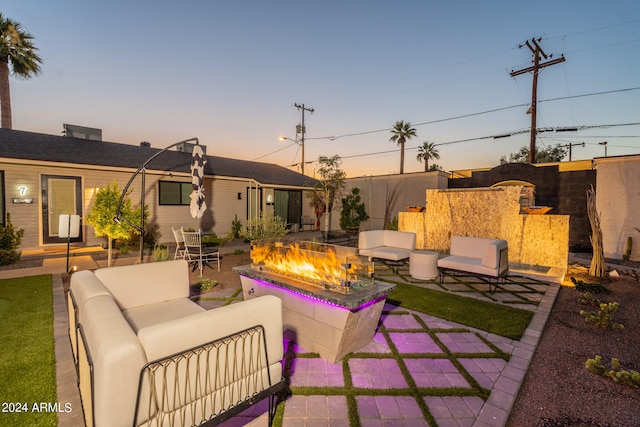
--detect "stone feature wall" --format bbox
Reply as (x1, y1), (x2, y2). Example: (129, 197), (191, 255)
(447, 163), (595, 251)
(398, 186), (569, 270)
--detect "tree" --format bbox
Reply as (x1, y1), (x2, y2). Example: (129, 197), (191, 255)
(416, 141), (440, 172)
(306, 155), (346, 239)
(85, 182), (143, 267)
(500, 144), (567, 164)
(0, 13), (42, 129)
(389, 120), (417, 174)
(339, 187), (369, 234)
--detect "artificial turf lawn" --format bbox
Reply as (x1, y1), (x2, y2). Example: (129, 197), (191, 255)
(0, 274), (57, 427)
(388, 282), (534, 340)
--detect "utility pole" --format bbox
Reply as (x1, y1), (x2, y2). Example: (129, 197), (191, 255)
(294, 103), (314, 175)
(510, 38), (565, 163)
(559, 142), (585, 161)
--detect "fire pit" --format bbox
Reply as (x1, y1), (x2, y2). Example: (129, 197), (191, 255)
(233, 239), (396, 363)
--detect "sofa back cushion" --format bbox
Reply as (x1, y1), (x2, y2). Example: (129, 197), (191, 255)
(81, 295), (147, 427)
(70, 270), (112, 321)
(94, 259), (189, 310)
(482, 239), (508, 270)
(358, 230), (385, 250)
(383, 231), (416, 250)
(450, 236), (494, 258)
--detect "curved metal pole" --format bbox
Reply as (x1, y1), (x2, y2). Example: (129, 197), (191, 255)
(113, 137), (199, 253)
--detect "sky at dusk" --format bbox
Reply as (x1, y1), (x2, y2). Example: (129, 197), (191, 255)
(3, 1), (640, 177)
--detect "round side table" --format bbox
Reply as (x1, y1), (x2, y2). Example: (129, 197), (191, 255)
(409, 250), (439, 280)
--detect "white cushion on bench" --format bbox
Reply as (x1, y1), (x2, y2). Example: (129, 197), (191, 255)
(95, 260), (189, 310)
(358, 230), (416, 261)
(123, 298), (205, 333)
(81, 295), (147, 427)
(438, 236), (508, 278)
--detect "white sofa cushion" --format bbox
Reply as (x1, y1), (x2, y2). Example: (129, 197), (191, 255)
(437, 255), (497, 277)
(383, 230), (416, 251)
(482, 239), (508, 269)
(136, 295), (284, 425)
(358, 230), (385, 250)
(123, 298), (205, 333)
(81, 295), (148, 427)
(440, 236), (509, 277)
(69, 270), (112, 322)
(450, 236), (497, 258)
(94, 259), (189, 310)
(368, 247), (412, 261)
(358, 230), (416, 261)
(138, 295), (283, 365)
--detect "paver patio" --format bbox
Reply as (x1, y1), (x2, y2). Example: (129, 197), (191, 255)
(6, 245), (558, 427)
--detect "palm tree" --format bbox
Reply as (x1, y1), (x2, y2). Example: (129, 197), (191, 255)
(416, 141), (440, 172)
(0, 13), (42, 129)
(389, 120), (417, 174)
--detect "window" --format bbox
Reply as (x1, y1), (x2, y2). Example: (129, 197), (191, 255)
(159, 181), (191, 205)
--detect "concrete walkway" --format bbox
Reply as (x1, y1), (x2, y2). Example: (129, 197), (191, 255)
(1, 248), (559, 427)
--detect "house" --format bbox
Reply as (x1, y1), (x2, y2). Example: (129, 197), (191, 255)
(0, 128), (318, 250)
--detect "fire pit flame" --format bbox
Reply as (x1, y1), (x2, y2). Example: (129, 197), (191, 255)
(250, 240), (373, 293)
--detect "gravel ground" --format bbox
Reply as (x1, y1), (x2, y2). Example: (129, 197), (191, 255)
(506, 268), (640, 427)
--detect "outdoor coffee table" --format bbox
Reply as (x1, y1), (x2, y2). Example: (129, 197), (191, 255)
(409, 250), (439, 280)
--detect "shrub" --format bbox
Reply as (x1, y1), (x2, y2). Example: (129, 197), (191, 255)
(570, 276), (610, 293)
(580, 302), (624, 329)
(230, 215), (242, 239)
(117, 223), (160, 252)
(339, 187), (369, 232)
(199, 277), (218, 293)
(578, 291), (601, 306)
(201, 231), (226, 247)
(387, 216), (399, 231)
(586, 355), (640, 388)
(152, 244), (169, 262)
(240, 212), (288, 242)
(0, 213), (25, 265)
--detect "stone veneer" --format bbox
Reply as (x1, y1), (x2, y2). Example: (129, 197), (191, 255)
(398, 186), (569, 279)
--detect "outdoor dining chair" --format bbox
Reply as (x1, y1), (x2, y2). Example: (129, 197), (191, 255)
(171, 226), (186, 260)
(181, 229), (221, 276)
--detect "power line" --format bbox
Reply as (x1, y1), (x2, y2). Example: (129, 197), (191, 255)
(304, 86), (640, 143)
(253, 141), (298, 161)
(290, 122), (640, 165)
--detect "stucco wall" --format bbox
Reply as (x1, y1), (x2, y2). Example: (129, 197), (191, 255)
(325, 171), (449, 232)
(595, 155), (640, 261)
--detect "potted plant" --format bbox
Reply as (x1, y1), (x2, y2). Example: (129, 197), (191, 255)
(340, 187), (369, 235)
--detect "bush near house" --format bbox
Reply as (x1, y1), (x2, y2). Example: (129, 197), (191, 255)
(0, 213), (25, 265)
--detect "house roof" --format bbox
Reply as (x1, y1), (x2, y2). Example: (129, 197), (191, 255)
(0, 128), (318, 188)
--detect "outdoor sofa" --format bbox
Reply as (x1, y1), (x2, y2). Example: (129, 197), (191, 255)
(357, 230), (417, 261)
(67, 259), (285, 427)
(437, 235), (509, 292)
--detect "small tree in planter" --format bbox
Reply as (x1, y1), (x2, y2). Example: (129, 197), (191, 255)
(340, 187), (369, 235)
(306, 155), (346, 240)
(86, 181), (143, 267)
